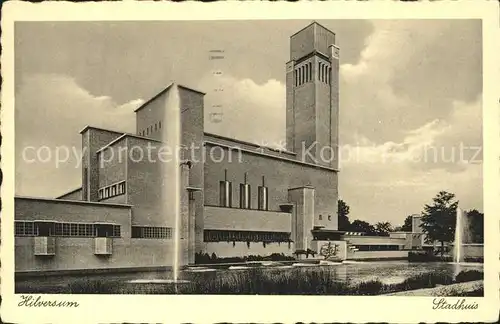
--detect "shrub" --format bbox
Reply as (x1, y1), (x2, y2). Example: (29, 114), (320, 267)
(455, 270), (483, 283)
(353, 280), (384, 295)
(194, 252), (295, 264)
(68, 279), (118, 294)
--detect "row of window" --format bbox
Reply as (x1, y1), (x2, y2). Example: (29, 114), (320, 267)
(219, 181), (269, 211)
(355, 245), (401, 251)
(139, 121), (162, 137)
(98, 181), (126, 200)
(15, 221), (121, 238)
(131, 226), (173, 239)
(294, 62), (313, 86)
(294, 61), (332, 87)
(318, 62), (331, 84)
(204, 230), (291, 243)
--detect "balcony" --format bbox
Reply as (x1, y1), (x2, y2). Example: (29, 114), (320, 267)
(94, 237), (113, 255)
(34, 236), (56, 256)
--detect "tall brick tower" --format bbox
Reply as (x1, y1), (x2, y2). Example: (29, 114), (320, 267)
(286, 22), (340, 169)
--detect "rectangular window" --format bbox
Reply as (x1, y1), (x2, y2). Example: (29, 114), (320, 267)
(62, 223), (70, 236)
(77, 224), (86, 236)
(111, 185), (117, 196)
(131, 226), (172, 239)
(70, 223), (78, 236)
(105, 187), (110, 198)
(15, 221), (36, 236)
(159, 121), (162, 129)
(54, 223), (63, 236)
(112, 225), (121, 237)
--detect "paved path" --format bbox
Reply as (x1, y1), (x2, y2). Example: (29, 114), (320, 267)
(384, 280), (483, 296)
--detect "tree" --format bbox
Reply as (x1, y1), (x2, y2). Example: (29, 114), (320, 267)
(350, 220), (377, 235)
(466, 209), (484, 243)
(337, 200), (351, 231)
(401, 215), (413, 232)
(375, 222), (392, 236)
(420, 191), (458, 256)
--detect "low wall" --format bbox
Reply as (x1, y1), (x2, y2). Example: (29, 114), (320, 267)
(15, 237), (175, 273)
(349, 250), (409, 260)
(204, 206), (291, 232)
(344, 235), (406, 246)
(202, 241), (294, 258)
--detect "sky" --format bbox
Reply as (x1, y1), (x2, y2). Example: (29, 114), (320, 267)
(14, 20), (483, 226)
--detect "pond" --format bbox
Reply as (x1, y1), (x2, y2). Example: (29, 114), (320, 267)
(16, 260), (483, 294)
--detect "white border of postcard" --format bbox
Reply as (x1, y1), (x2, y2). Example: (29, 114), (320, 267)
(1, 1), (499, 323)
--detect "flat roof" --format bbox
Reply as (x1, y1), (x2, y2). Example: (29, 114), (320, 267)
(15, 196), (133, 208)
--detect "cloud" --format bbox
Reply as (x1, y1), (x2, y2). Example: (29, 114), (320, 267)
(199, 74), (286, 148)
(15, 74), (143, 197)
(338, 96), (483, 224)
(339, 20), (481, 146)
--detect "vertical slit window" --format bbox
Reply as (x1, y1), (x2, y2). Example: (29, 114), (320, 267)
(83, 167), (88, 201)
(219, 170), (232, 207)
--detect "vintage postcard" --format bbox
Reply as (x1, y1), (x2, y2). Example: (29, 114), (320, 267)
(1, 1), (499, 323)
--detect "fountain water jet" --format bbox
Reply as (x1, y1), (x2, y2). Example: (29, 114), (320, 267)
(127, 84), (190, 291)
(451, 207), (482, 276)
(163, 84), (182, 284)
(454, 207), (464, 264)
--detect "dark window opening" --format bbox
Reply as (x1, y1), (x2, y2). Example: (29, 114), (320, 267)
(204, 230), (291, 243)
(131, 226), (172, 239)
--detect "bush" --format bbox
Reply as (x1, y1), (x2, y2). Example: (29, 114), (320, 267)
(194, 252), (295, 264)
(68, 279), (118, 294)
(353, 280), (384, 295)
(455, 270), (483, 283)
(408, 251), (441, 262)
